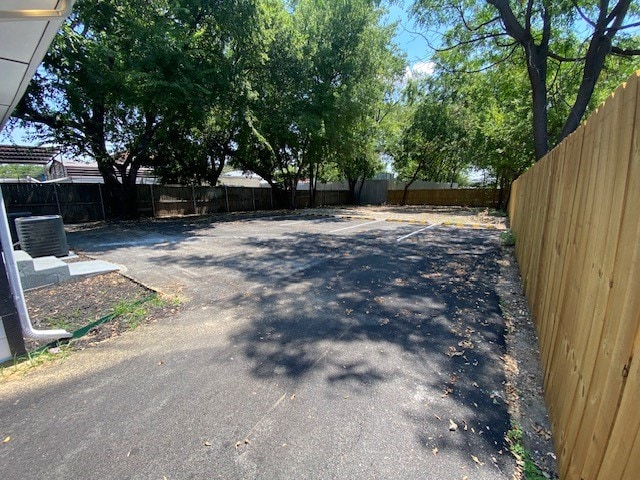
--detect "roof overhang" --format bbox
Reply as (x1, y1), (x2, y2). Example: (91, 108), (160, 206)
(0, 0), (75, 131)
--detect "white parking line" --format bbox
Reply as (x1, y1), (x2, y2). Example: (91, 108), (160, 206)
(329, 219), (384, 233)
(396, 223), (441, 242)
(278, 221), (301, 227)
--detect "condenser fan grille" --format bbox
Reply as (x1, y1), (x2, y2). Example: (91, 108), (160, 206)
(16, 215), (69, 258)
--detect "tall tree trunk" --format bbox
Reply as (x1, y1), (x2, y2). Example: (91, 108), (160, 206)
(401, 182), (412, 206)
(308, 163), (316, 208)
(206, 151), (226, 187)
(489, 0), (551, 159)
(347, 178), (357, 204)
(561, 0), (632, 142)
(122, 182), (139, 219)
(288, 177), (297, 210)
(524, 43), (550, 160)
(560, 37), (612, 142)
(356, 176), (366, 204)
(101, 178), (124, 219)
(115, 163), (140, 219)
(402, 159), (424, 205)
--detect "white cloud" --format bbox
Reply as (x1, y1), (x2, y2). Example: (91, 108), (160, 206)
(404, 61), (436, 80)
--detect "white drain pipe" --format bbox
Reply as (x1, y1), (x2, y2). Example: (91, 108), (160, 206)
(0, 188), (71, 341)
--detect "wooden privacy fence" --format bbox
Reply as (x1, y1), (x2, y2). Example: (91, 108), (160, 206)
(387, 188), (501, 207)
(509, 71), (640, 479)
(2, 183), (500, 223)
(0, 183), (351, 223)
(0, 182), (105, 223)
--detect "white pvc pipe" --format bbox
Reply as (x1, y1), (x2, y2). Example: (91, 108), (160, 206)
(0, 187), (71, 342)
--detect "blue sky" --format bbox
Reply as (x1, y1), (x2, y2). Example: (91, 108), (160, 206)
(386, 3), (433, 65)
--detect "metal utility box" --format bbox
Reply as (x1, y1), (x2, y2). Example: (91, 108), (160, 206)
(16, 215), (69, 258)
(8, 211), (31, 244)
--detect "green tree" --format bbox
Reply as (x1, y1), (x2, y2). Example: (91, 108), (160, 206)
(0, 165), (45, 180)
(234, 0), (403, 208)
(423, 57), (536, 201)
(412, 0), (640, 159)
(151, 0), (267, 187)
(10, 0), (261, 216)
(393, 84), (471, 204)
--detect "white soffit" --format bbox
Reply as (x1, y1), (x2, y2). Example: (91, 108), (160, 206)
(0, 0), (75, 130)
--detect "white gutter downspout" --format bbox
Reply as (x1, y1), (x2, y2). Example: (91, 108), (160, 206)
(0, 187), (71, 341)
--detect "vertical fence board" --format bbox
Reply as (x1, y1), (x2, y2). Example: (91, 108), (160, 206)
(550, 105), (606, 477)
(581, 73), (640, 480)
(539, 128), (585, 382)
(559, 95), (620, 478)
(535, 143), (568, 375)
(509, 70), (640, 479)
(566, 79), (634, 479)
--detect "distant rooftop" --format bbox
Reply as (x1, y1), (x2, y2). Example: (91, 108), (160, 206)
(0, 145), (59, 165)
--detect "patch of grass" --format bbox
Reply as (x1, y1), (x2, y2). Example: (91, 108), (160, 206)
(112, 293), (180, 330)
(1, 292), (182, 383)
(501, 229), (516, 246)
(112, 299), (148, 329)
(1, 344), (71, 381)
(507, 425), (547, 480)
(42, 307), (84, 331)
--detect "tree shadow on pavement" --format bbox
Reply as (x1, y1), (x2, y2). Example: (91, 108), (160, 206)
(147, 225), (515, 475)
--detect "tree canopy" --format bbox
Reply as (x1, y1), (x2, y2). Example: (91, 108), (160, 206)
(9, 0), (404, 213)
(233, 0), (404, 207)
(7, 0), (640, 215)
(412, 0), (640, 159)
(393, 81), (472, 203)
(12, 0), (265, 215)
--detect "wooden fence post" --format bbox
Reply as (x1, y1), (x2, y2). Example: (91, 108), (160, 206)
(225, 186), (230, 212)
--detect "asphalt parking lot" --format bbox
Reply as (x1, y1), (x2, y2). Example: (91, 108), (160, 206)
(1, 212), (515, 479)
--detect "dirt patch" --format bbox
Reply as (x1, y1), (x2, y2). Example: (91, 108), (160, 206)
(22, 272), (177, 352)
(308, 205), (508, 228)
(497, 244), (559, 479)
(64, 206), (508, 235)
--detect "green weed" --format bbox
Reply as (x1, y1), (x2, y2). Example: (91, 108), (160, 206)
(1, 344), (70, 381)
(506, 425), (547, 480)
(112, 293), (179, 330)
(501, 229), (516, 246)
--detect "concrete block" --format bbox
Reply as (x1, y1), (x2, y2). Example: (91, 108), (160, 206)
(14, 250), (35, 276)
(68, 260), (120, 277)
(20, 256), (70, 290)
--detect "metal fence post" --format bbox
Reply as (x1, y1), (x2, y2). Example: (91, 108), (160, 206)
(150, 184), (156, 218)
(98, 184), (107, 220)
(52, 183), (62, 217)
